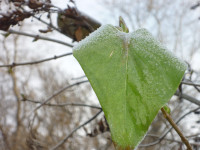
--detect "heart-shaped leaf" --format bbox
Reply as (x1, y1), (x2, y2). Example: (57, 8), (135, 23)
(73, 24), (186, 149)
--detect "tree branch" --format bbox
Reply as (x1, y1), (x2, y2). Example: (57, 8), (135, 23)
(146, 134), (200, 146)
(32, 15), (62, 34)
(175, 91), (200, 106)
(71, 75), (86, 80)
(22, 98), (101, 109)
(181, 81), (200, 92)
(28, 80), (89, 116)
(161, 107), (192, 150)
(0, 52), (72, 68)
(50, 109), (102, 150)
(182, 81), (200, 87)
(7, 29), (73, 47)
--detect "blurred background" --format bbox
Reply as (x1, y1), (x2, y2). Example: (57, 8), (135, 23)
(0, 0), (200, 149)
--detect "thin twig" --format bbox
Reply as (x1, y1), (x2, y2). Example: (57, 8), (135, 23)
(7, 29), (73, 47)
(0, 52), (72, 68)
(187, 133), (200, 139)
(146, 134), (200, 146)
(71, 75), (86, 80)
(175, 91), (200, 106)
(182, 81), (200, 92)
(32, 15), (62, 33)
(28, 80), (89, 116)
(50, 109), (102, 150)
(182, 81), (200, 87)
(161, 107), (192, 150)
(22, 98), (101, 109)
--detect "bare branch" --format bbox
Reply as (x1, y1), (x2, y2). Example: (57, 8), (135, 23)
(146, 134), (200, 146)
(22, 98), (101, 109)
(29, 80), (89, 116)
(0, 125), (11, 150)
(7, 29), (73, 47)
(187, 133), (200, 139)
(50, 109), (102, 150)
(32, 15), (62, 33)
(191, 2), (200, 9)
(175, 91), (200, 106)
(71, 75), (86, 80)
(182, 81), (200, 92)
(182, 81), (200, 87)
(0, 52), (72, 68)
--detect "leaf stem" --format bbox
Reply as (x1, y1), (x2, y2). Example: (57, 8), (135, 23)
(161, 107), (192, 150)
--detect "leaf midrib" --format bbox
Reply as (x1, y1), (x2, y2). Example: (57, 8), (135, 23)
(123, 34), (130, 133)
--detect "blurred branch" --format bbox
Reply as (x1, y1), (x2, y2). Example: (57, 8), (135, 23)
(187, 133), (200, 139)
(146, 134), (200, 146)
(33, 15), (62, 33)
(182, 81), (200, 92)
(0, 52), (72, 68)
(0, 125), (11, 150)
(182, 81), (200, 87)
(71, 75), (86, 80)
(29, 80), (89, 116)
(50, 109), (102, 150)
(161, 107), (192, 150)
(175, 91), (200, 106)
(9, 31), (24, 148)
(7, 29), (73, 47)
(22, 98), (101, 109)
(191, 2), (200, 9)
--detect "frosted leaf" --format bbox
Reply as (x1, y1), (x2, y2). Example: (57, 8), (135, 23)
(73, 24), (186, 149)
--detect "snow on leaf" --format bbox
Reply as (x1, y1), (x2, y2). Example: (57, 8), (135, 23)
(73, 24), (186, 149)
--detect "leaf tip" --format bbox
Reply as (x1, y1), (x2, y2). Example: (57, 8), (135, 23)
(119, 16), (129, 33)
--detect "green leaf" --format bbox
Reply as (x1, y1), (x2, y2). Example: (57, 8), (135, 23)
(73, 24), (186, 149)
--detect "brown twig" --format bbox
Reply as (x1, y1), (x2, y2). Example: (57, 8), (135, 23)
(161, 107), (192, 150)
